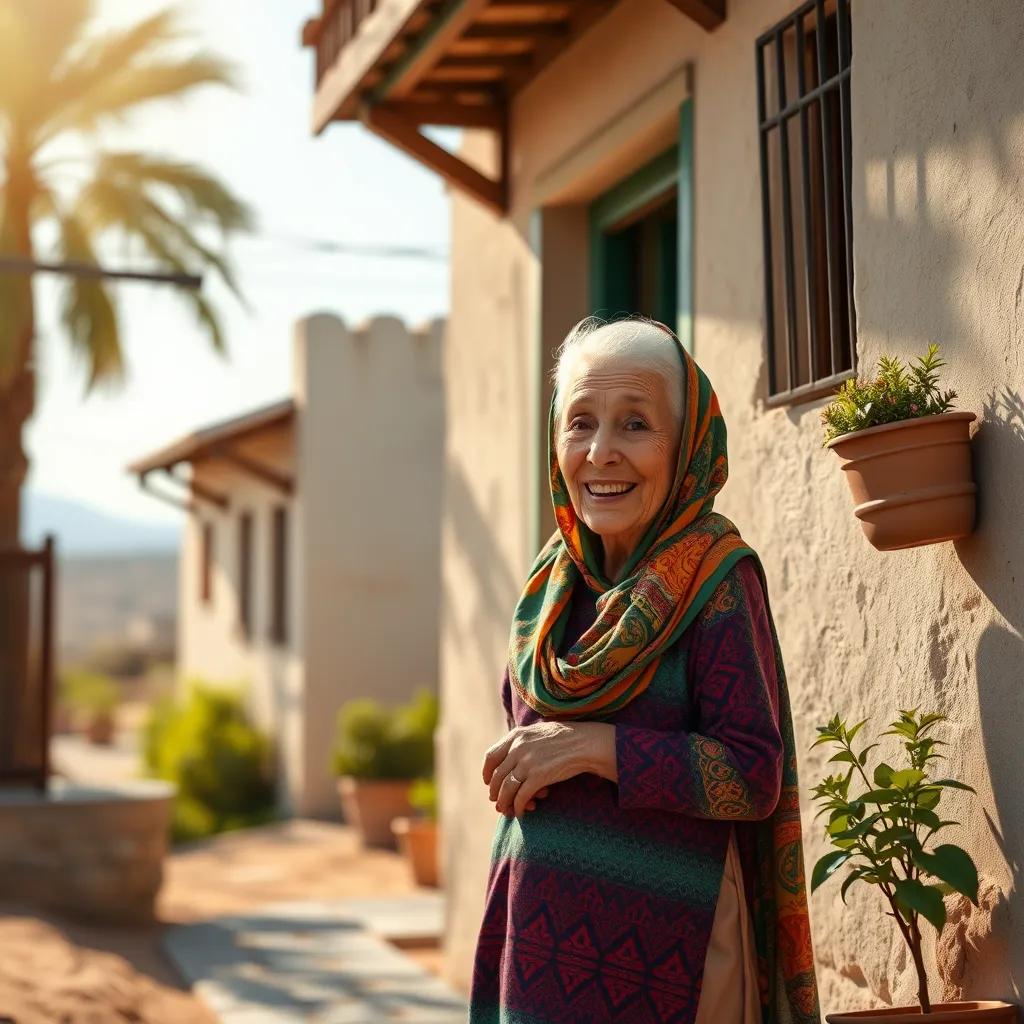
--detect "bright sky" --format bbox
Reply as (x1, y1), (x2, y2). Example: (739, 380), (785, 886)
(25, 0), (451, 526)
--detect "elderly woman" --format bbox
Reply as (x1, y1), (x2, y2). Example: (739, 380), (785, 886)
(469, 318), (820, 1024)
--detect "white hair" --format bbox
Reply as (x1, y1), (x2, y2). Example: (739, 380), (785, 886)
(550, 316), (684, 424)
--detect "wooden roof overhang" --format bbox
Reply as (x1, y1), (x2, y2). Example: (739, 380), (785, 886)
(127, 399), (296, 513)
(301, 0), (726, 216)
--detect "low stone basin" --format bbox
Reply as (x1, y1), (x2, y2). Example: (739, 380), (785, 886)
(0, 779), (174, 923)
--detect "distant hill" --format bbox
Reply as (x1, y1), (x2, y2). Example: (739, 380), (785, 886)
(23, 492), (180, 555)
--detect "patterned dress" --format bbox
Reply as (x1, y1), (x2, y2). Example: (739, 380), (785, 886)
(469, 556), (785, 1024)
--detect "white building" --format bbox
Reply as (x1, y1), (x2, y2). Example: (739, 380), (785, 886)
(129, 314), (445, 817)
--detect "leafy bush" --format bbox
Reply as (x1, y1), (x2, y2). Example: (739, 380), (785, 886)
(61, 670), (120, 715)
(409, 777), (438, 820)
(820, 345), (958, 444)
(143, 682), (277, 843)
(332, 689), (438, 780)
(810, 710), (979, 1014)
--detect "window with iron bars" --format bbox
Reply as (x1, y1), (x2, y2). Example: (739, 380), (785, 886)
(757, 0), (855, 405)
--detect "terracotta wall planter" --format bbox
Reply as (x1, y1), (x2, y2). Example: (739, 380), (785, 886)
(826, 411), (977, 551)
(336, 776), (413, 848)
(826, 1000), (1017, 1023)
(391, 816), (440, 888)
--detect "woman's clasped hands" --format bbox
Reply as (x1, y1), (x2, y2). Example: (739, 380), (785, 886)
(481, 719), (616, 819)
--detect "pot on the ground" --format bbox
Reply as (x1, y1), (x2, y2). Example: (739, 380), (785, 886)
(337, 776), (413, 849)
(826, 411), (977, 551)
(826, 1000), (1017, 1023)
(391, 816), (440, 888)
(85, 711), (115, 746)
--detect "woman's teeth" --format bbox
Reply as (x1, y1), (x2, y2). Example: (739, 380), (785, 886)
(585, 482), (636, 496)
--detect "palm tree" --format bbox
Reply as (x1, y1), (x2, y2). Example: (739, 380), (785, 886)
(0, 0), (253, 548)
(0, 1), (252, 772)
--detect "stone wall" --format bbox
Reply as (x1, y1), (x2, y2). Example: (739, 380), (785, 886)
(0, 781), (173, 923)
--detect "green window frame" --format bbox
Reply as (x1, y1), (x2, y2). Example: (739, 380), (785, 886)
(588, 97), (694, 353)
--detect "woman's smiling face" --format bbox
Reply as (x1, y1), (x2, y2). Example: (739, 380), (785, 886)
(556, 353), (682, 576)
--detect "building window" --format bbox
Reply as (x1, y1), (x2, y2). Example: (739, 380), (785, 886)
(590, 145), (680, 331)
(238, 511), (253, 641)
(200, 521), (214, 604)
(269, 505), (288, 646)
(757, 0), (854, 404)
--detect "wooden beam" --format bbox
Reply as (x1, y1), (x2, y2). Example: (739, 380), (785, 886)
(137, 471), (198, 514)
(662, 0), (726, 31)
(361, 103), (506, 215)
(375, 0), (491, 101)
(213, 447), (295, 496)
(435, 54), (533, 70)
(501, 0), (620, 95)
(462, 22), (569, 40)
(375, 99), (504, 129)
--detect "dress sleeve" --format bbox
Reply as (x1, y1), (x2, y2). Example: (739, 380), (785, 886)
(614, 557), (784, 820)
(500, 666), (514, 730)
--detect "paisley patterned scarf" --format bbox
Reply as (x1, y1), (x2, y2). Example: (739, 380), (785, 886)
(507, 322), (821, 1024)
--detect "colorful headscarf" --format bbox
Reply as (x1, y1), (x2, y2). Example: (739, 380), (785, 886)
(508, 321), (753, 719)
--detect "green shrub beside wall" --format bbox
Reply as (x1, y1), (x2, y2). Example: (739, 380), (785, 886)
(143, 682), (277, 842)
(332, 689), (439, 779)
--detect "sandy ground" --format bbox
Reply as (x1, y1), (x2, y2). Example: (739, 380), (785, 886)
(2, 721), (449, 1024)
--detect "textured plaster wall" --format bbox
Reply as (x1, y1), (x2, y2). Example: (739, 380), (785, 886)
(294, 313), (445, 817)
(440, 0), (1024, 1009)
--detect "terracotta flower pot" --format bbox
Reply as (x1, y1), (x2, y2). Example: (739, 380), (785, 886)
(826, 1000), (1017, 1023)
(826, 411), (977, 551)
(85, 710), (115, 746)
(336, 776), (413, 849)
(391, 816), (440, 888)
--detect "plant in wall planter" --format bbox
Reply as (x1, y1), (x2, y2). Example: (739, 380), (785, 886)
(821, 346), (977, 551)
(810, 710), (1016, 1022)
(391, 776), (441, 888)
(332, 690), (438, 849)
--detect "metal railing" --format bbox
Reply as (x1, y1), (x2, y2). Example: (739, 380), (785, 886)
(0, 535), (55, 792)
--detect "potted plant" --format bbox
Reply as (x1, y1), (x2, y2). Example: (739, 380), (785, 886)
(821, 346), (976, 551)
(810, 709), (1016, 1022)
(332, 690), (438, 849)
(391, 777), (440, 888)
(62, 670), (120, 745)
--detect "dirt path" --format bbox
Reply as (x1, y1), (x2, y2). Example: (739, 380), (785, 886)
(0, 819), (445, 1023)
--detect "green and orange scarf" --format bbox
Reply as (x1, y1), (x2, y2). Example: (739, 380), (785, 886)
(506, 324), (820, 1024)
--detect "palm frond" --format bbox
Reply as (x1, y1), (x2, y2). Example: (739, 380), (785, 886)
(77, 165), (250, 306)
(97, 152), (255, 234)
(74, 179), (231, 356)
(42, 51), (238, 143)
(0, 0), (93, 130)
(54, 203), (123, 390)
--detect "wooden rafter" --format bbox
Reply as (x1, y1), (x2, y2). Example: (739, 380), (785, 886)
(213, 446), (295, 496)
(361, 103), (507, 215)
(376, 100), (503, 129)
(663, 0), (726, 31)
(499, 0), (619, 94)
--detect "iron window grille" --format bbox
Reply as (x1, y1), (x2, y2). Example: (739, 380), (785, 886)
(757, 0), (855, 405)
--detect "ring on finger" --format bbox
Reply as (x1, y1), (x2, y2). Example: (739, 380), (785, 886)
(508, 772), (523, 786)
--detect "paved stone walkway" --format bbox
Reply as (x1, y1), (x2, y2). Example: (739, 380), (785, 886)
(164, 893), (468, 1023)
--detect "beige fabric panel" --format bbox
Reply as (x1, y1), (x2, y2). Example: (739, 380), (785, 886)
(694, 829), (762, 1024)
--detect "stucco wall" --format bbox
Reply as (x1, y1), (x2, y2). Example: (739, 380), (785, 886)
(440, 0), (1024, 1010)
(294, 313), (445, 817)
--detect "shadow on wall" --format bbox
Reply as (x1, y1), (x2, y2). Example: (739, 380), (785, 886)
(442, 460), (521, 686)
(948, 389), (1024, 1005)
